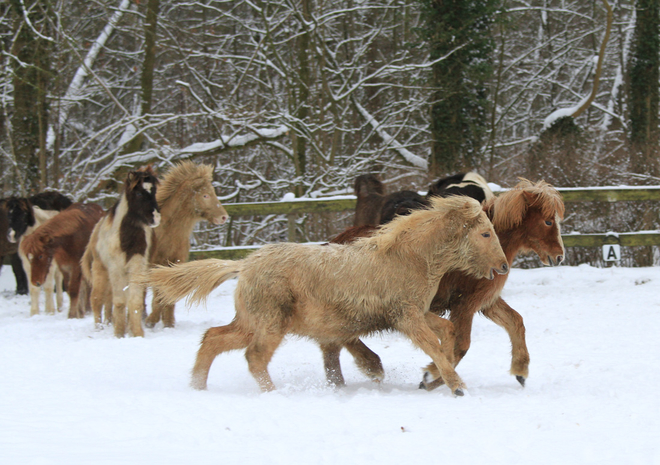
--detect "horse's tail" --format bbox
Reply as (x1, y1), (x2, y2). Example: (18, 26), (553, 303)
(146, 258), (243, 306)
(81, 221), (101, 283)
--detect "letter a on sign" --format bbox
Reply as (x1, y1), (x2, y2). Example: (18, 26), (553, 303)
(602, 244), (621, 262)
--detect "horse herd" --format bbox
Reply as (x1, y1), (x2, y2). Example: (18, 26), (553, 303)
(0, 161), (228, 337)
(1, 167), (566, 396)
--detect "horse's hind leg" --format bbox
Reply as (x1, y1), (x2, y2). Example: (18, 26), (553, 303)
(145, 291), (163, 328)
(482, 297), (529, 386)
(191, 321), (251, 390)
(320, 343), (345, 387)
(344, 339), (384, 382)
(245, 330), (285, 392)
(91, 261), (110, 328)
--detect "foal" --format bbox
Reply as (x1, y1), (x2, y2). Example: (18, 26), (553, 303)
(21, 203), (104, 318)
(82, 168), (160, 337)
(146, 197), (509, 396)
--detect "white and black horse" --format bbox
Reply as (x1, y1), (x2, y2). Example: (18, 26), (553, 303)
(82, 167), (160, 337)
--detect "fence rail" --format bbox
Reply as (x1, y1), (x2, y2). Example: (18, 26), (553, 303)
(190, 186), (660, 260)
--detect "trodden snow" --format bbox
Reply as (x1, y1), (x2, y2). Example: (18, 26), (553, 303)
(0, 264), (658, 464)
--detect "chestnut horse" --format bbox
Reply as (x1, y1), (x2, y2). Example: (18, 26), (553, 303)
(6, 192), (73, 315)
(20, 203), (104, 318)
(145, 197), (509, 396)
(82, 168), (160, 337)
(329, 179), (565, 390)
(144, 161), (228, 329)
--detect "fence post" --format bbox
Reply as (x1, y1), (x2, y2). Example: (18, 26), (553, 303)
(287, 213), (296, 242)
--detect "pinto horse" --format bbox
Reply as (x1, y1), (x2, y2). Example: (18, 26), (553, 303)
(20, 203), (104, 318)
(144, 161), (228, 329)
(426, 172), (495, 203)
(145, 197), (509, 396)
(82, 167), (160, 337)
(329, 179), (565, 390)
(6, 191), (73, 315)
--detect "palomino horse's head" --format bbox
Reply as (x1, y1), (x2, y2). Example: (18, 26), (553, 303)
(6, 197), (34, 243)
(126, 166), (161, 228)
(444, 197), (509, 280)
(488, 179), (565, 266)
(158, 162), (228, 225)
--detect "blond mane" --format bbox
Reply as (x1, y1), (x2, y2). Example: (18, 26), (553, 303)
(365, 196), (484, 254)
(487, 178), (565, 231)
(156, 161), (214, 207)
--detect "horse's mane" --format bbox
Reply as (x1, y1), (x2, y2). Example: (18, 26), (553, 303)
(365, 196), (483, 253)
(487, 178), (565, 231)
(20, 206), (90, 255)
(157, 161), (213, 207)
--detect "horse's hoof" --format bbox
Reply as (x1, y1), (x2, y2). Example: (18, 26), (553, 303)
(144, 320), (156, 329)
(418, 381), (427, 390)
(453, 388), (464, 397)
(516, 375), (526, 387)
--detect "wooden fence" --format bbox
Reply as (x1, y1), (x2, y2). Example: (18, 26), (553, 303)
(189, 186), (660, 261)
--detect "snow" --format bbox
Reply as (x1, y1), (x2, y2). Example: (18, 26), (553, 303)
(1, 264), (659, 464)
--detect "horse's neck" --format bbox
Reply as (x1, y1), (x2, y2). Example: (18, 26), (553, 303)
(33, 207), (59, 226)
(496, 226), (525, 265)
(159, 198), (198, 239)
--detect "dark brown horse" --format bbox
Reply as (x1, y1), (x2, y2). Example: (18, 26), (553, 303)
(329, 179), (565, 390)
(353, 175), (429, 227)
(21, 203), (105, 318)
(82, 167), (160, 337)
(0, 199), (27, 295)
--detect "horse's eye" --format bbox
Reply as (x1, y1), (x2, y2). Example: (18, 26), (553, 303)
(38, 255), (43, 260)
(482, 232), (491, 238)
(545, 220), (553, 226)
(203, 194), (209, 199)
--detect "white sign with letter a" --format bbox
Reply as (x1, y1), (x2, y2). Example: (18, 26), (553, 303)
(602, 244), (621, 262)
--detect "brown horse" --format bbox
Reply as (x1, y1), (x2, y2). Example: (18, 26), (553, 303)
(6, 196), (70, 315)
(20, 203), (105, 318)
(145, 161), (228, 329)
(82, 167), (160, 337)
(330, 179), (565, 390)
(145, 196), (509, 396)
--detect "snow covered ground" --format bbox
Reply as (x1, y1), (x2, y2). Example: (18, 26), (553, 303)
(0, 263), (658, 465)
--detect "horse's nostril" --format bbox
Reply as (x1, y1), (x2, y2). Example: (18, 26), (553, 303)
(557, 255), (564, 264)
(501, 263), (508, 273)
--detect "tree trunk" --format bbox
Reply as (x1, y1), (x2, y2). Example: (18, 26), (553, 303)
(122, 0), (160, 155)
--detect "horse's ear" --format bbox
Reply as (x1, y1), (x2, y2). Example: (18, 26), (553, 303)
(523, 190), (538, 207)
(126, 171), (140, 191)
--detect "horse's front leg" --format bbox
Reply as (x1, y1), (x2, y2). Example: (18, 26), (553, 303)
(482, 297), (529, 386)
(397, 310), (466, 396)
(420, 301), (475, 391)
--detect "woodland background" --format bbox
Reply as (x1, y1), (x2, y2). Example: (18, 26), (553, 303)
(1, 0), (659, 265)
